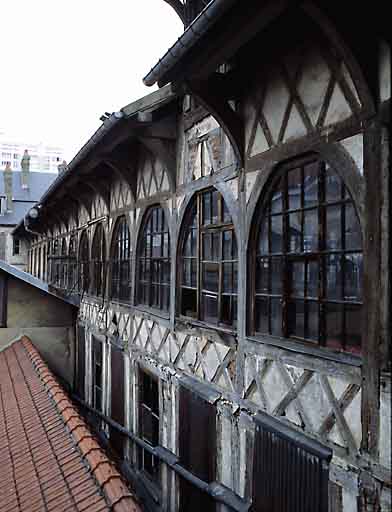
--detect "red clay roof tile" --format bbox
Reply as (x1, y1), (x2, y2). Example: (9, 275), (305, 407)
(0, 336), (142, 512)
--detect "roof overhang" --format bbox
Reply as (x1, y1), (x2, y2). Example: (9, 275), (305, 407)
(0, 260), (80, 307)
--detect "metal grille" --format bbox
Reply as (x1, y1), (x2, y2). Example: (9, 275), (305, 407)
(252, 413), (331, 512)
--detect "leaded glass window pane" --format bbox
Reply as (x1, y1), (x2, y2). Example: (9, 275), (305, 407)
(253, 158), (363, 353)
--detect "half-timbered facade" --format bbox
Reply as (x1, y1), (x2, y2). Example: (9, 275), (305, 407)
(15, 2), (390, 511)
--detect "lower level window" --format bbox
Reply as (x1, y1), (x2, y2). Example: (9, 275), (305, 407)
(138, 369), (160, 480)
(92, 336), (103, 412)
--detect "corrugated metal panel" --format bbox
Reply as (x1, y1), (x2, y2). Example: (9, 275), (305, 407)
(179, 386), (217, 512)
(252, 413), (331, 512)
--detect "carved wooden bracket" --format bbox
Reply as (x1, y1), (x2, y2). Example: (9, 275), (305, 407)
(186, 78), (244, 168)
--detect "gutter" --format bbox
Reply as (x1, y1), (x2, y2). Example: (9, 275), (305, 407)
(143, 0), (238, 87)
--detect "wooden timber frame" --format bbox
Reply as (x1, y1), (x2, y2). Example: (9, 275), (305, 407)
(16, 2), (390, 511)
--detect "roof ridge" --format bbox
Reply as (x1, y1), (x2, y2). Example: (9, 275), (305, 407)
(19, 335), (142, 512)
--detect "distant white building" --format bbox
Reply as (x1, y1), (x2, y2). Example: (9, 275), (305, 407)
(0, 131), (64, 174)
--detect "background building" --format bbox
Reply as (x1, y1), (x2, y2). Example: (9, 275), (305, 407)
(0, 130), (64, 173)
(0, 158), (57, 270)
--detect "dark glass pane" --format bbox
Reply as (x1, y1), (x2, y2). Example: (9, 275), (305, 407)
(288, 213), (301, 253)
(202, 233), (212, 260)
(256, 258), (269, 294)
(258, 217), (269, 255)
(95, 364), (102, 388)
(325, 168), (342, 202)
(307, 260), (319, 298)
(202, 192), (211, 225)
(95, 388), (102, 411)
(191, 259), (197, 288)
(163, 233), (170, 258)
(345, 304), (362, 354)
(288, 300), (305, 339)
(306, 301), (319, 341)
(211, 190), (219, 225)
(271, 178), (283, 213)
(326, 254), (342, 300)
(183, 260), (191, 286)
(182, 288), (197, 317)
(288, 167), (302, 210)
(326, 303), (344, 350)
(141, 406), (153, 442)
(223, 230), (233, 260)
(223, 262), (233, 293)
(201, 294), (218, 324)
(152, 234), (161, 258)
(303, 208), (318, 252)
(344, 253), (363, 301)
(271, 215), (283, 253)
(270, 258), (282, 295)
(270, 298), (282, 336)
(202, 262), (219, 292)
(345, 204), (362, 250)
(222, 295), (235, 326)
(255, 297), (269, 333)
(304, 162), (319, 207)
(211, 231), (220, 260)
(291, 261), (305, 297)
(326, 205), (342, 250)
(190, 228), (197, 255)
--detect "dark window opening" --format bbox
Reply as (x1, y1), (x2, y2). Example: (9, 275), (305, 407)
(110, 345), (125, 457)
(92, 224), (106, 298)
(68, 234), (77, 290)
(111, 216), (131, 302)
(179, 189), (238, 329)
(252, 158), (363, 354)
(76, 324), (86, 400)
(179, 386), (216, 512)
(92, 336), (103, 413)
(137, 206), (170, 311)
(138, 369), (160, 481)
(12, 237), (20, 255)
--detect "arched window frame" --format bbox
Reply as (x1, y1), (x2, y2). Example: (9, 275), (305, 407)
(110, 216), (131, 303)
(178, 188), (238, 329)
(91, 223), (106, 298)
(78, 231), (90, 293)
(136, 205), (171, 312)
(249, 155), (363, 355)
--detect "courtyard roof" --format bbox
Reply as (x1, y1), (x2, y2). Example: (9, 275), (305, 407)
(0, 336), (142, 512)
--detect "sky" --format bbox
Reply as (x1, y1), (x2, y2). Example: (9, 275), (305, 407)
(0, 0), (183, 161)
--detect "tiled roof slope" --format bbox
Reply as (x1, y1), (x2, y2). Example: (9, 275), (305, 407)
(0, 336), (141, 512)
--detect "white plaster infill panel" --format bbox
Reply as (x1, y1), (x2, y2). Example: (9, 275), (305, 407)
(339, 134), (364, 175)
(245, 170), (260, 205)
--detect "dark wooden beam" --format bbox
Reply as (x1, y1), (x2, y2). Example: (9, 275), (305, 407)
(163, 0), (186, 25)
(137, 136), (177, 192)
(186, 78), (244, 167)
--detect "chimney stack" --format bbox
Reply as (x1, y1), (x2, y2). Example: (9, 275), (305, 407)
(57, 160), (68, 174)
(4, 162), (13, 212)
(21, 149), (30, 189)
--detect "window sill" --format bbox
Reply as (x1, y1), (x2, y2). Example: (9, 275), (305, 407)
(246, 333), (362, 367)
(133, 304), (170, 323)
(176, 316), (237, 346)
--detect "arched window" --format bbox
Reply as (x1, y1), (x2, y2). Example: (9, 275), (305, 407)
(78, 231), (89, 293)
(50, 239), (60, 284)
(179, 188), (238, 328)
(110, 216), (131, 302)
(68, 233), (77, 290)
(43, 245), (47, 281)
(92, 224), (106, 297)
(251, 157), (363, 354)
(137, 206), (170, 311)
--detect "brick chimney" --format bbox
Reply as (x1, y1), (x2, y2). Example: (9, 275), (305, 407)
(57, 160), (68, 174)
(4, 162), (13, 212)
(21, 149), (30, 189)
